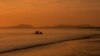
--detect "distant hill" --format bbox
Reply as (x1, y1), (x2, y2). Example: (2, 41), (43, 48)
(38, 24), (100, 29)
(0, 24), (100, 29)
(0, 24), (34, 29)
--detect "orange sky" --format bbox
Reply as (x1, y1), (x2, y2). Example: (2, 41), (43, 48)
(0, 0), (100, 27)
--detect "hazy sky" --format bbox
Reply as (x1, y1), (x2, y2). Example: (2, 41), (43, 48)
(0, 0), (100, 27)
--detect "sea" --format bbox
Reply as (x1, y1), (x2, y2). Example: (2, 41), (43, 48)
(0, 29), (100, 56)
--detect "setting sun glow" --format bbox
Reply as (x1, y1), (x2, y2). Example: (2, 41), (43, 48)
(0, 0), (100, 27)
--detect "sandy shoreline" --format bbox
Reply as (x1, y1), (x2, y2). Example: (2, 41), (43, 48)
(0, 33), (97, 53)
(0, 34), (100, 56)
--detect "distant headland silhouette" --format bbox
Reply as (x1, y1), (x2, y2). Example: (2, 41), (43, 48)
(0, 24), (100, 29)
(0, 24), (34, 29)
(38, 24), (100, 29)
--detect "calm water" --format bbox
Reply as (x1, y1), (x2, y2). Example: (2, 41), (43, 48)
(0, 29), (99, 40)
(0, 28), (99, 34)
(0, 29), (99, 43)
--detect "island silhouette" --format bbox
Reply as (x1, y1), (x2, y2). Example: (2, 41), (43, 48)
(0, 24), (34, 29)
(0, 24), (99, 29)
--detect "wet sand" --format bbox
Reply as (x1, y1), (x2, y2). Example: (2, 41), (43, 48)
(0, 34), (100, 56)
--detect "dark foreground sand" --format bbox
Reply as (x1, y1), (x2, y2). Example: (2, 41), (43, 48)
(0, 35), (100, 56)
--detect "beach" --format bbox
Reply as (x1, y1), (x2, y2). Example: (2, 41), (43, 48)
(0, 34), (100, 56)
(0, 0), (100, 55)
(0, 29), (100, 56)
